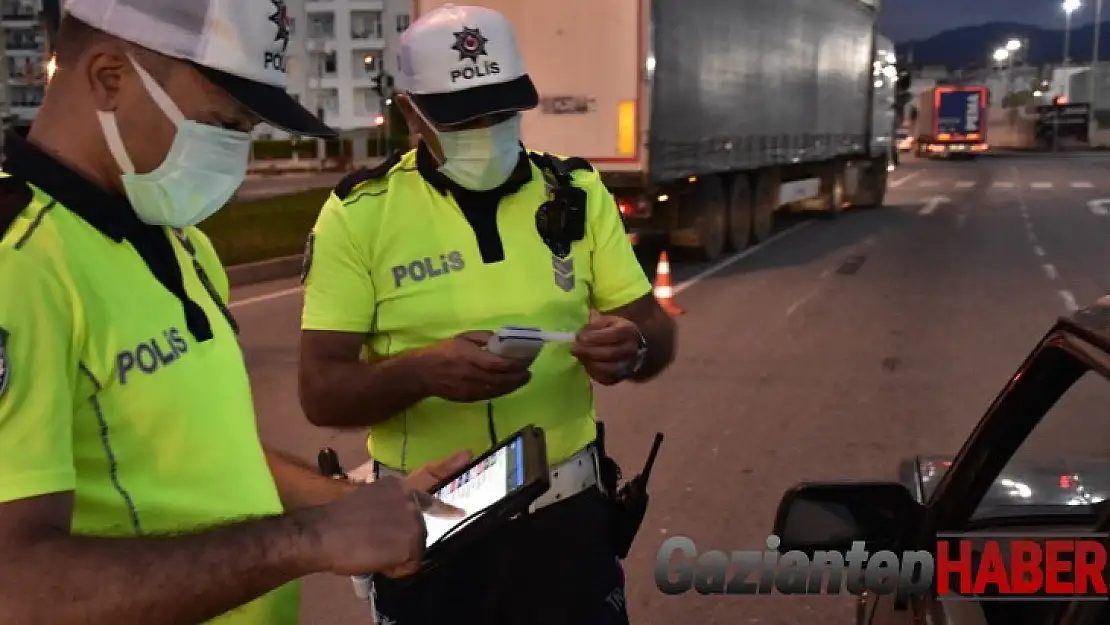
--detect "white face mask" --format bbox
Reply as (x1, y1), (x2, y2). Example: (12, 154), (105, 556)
(417, 107), (523, 191)
(97, 56), (252, 228)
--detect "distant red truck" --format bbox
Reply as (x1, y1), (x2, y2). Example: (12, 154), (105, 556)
(913, 86), (990, 159)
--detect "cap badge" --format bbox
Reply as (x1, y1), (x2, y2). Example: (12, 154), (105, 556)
(451, 26), (489, 62)
(269, 0), (291, 53)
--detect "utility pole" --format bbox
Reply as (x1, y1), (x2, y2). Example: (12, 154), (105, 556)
(1091, 0), (1103, 144)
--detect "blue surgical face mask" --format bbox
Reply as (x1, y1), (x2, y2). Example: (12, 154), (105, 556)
(97, 56), (251, 228)
(418, 109), (523, 191)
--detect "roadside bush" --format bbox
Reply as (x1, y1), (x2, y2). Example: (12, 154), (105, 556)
(199, 188), (332, 266)
(251, 135), (412, 160)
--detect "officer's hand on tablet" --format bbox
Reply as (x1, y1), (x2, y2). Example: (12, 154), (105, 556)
(403, 449), (473, 493)
(306, 475), (464, 577)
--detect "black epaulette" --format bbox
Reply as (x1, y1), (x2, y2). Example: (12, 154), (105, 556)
(333, 150), (405, 200)
(562, 156), (594, 173)
(527, 152), (594, 179)
(0, 176), (34, 241)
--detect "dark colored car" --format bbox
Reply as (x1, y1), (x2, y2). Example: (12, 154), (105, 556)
(772, 297), (1110, 624)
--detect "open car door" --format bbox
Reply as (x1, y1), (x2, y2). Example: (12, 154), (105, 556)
(771, 297), (1110, 625)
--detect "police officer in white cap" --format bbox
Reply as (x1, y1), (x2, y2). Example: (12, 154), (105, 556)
(298, 4), (677, 624)
(0, 1), (467, 623)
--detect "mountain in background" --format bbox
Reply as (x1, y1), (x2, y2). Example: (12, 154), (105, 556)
(895, 21), (1110, 68)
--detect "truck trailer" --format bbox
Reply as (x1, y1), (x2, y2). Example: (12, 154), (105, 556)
(411, 0), (896, 261)
(912, 86), (990, 159)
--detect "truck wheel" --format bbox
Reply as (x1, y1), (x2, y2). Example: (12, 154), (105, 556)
(856, 158), (889, 208)
(727, 176), (753, 251)
(692, 176), (728, 261)
(752, 171), (778, 242)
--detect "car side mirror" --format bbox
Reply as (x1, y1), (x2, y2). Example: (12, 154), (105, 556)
(772, 481), (924, 555)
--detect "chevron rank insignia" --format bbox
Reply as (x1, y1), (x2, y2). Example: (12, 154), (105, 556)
(0, 327), (9, 398)
(552, 254), (575, 292)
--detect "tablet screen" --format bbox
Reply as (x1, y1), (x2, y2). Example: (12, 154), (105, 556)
(423, 435), (526, 547)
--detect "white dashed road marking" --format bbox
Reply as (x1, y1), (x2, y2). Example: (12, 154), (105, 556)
(1060, 290), (1079, 312)
(993, 181), (1014, 188)
(1071, 181), (1094, 188)
(955, 181), (975, 188)
(1009, 166), (1077, 314)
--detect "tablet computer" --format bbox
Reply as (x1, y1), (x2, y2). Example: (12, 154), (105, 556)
(422, 426), (550, 560)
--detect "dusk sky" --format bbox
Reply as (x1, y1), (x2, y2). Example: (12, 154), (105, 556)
(880, 0), (1098, 41)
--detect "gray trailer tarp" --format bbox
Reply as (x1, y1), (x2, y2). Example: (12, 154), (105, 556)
(649, 0), (876, 181)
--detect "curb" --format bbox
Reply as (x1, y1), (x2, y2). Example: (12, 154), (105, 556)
(226, 254), (303, 287)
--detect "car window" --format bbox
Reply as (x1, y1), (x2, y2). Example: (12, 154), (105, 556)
(919, 370), (1110, 516)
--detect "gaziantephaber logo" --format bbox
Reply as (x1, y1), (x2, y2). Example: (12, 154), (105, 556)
(655, 533), (1109, 602)
(936, 533), (1108, 600)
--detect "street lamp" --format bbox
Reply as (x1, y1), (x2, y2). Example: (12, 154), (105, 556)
(1064, 0), (1082, 65)
(993, 48), (1010, 64)
(1006, 38), (1022, 52)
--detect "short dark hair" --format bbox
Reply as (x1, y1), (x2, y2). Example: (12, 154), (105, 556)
(54, 14), (108, 68)
(53, 14), (173, 81)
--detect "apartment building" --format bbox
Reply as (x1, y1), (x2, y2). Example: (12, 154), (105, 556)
(0, 0), (49, 129)
(259, 0), (410, 141)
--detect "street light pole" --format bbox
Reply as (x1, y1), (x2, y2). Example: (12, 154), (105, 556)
(1065, 14), (1073, 64)
(1060, 0), (1083, 150)
(1091, 0), (1103, 143)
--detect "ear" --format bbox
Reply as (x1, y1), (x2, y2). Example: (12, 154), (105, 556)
(396, 93), (444, 162)
(83, 42), (131, 111)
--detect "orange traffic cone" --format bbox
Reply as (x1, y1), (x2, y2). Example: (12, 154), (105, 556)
(653, 251), (684, 316)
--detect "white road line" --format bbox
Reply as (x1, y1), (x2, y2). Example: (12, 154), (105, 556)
(993, 181), (1014, 188)
(955, 181), (975, 188)
(230, 222), (813, 308)
(1043, 264), (1059, 280)
(1071, 181), (1094, 188)
(918, 196), (950, 216)
(673, 222), (813, 295)
(1089, 199), (1110, 216)
(888, 171), (921, 188)
(1059, 290), (1079, 312)
(1033, 245), (1045, 257)
(918, 181), (938, 187)
(229, 286), (303, 309)
(1030, 182), (1053, 189)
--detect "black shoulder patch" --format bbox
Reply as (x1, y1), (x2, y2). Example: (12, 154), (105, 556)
(333, 150), (405, 200)
(562, 157), (594, 173)
(0, 177), (33, 241)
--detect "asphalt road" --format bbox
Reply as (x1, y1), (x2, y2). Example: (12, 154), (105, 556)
(228, 153), (1110, 624)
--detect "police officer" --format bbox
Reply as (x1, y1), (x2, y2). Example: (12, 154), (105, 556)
(298, 4), (678, 624)
(0, 2), (465, 624)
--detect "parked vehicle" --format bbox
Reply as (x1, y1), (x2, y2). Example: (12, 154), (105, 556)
(413, 0), (896, 262)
